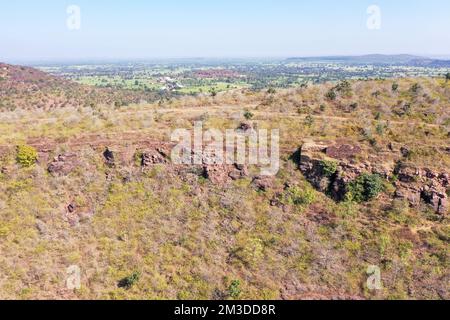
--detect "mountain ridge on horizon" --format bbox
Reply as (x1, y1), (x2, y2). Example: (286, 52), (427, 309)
(2, 53), (450, 68)
(286, 54), (450, 67)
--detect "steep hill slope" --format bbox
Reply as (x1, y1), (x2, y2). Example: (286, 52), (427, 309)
(0, 63), (160, 111)
(0, 67), (448, 300)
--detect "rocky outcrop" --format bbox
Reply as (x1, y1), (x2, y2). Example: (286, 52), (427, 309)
(299, 140), (449, 214)
(203, 163), (249, 185)
(140, 148), (169, 166)
(65, 202), (94, 227)
(326, 144), (362, 160)
(394, 164), (449, 214)
(47, 153), (79, 176)
(299, 140), (368, 201)
(252, 175), (275, 192)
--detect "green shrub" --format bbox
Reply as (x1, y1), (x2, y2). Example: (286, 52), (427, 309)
(16, 145), (38, 167)
(244, 110), (254, 120)
(304, 114), (314, 127)
(392, 83), (399, 92)
(376, 123), (385, 135)
(320, 160), (338, 177)
(228, 280), (242, 299)
(267, 87), (276, 94)
(325, 90), (336, 101)
(235, 237), (264, 267)
(374, 112), (382, 120)
(209, 87), (218, 97)
(283, 186), (316, 206)
(410, 83), (422, 94)
(346, 173), (384, 203)
(334, 80), (352, 97)
(118, 271), (141, 289)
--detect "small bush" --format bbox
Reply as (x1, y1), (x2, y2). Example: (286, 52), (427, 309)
(346, 173), (384, 203)
(392, 83), (399, 92)
(118, 271), (141, 289)
(244, 110), (254, 120)
(334, 80), (352, 96)
(410, 83), (422, 94)
(283, 186), (316, 206)
(304, 114), (314, 127)
(235, 237), (264, 267)
(228, 280), (242, 299)
(320, 160), (338, 177)
(209, 87), (218, 97)
(267, 87), (276, 94)
(376, 123), (385, 135)
(16, 145), (38, 168)
(325, 90), (336, 101)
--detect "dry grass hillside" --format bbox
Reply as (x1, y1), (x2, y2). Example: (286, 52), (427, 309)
(0, 63), (160, 111)
(0, 64), (448, 300)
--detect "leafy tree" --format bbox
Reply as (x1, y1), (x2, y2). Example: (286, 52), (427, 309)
(446, 73), (450, 81)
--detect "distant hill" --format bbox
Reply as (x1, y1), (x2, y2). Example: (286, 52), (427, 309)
(286, 54), (450, 66)
(0, 63), (160, 111)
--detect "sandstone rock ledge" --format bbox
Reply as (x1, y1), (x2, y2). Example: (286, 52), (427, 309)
(299, 140), (448, 214)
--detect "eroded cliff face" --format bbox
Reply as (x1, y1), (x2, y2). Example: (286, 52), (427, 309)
(299, 140), (449, 214)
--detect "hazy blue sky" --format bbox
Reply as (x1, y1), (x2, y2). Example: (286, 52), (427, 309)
(1, 0), (450, 62)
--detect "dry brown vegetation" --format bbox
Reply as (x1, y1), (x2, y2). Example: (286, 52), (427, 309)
(0, 63), (160, 111)
(0, 64), (449, 300)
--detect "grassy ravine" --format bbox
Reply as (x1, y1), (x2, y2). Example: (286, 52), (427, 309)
(0, 77), (448, 300)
